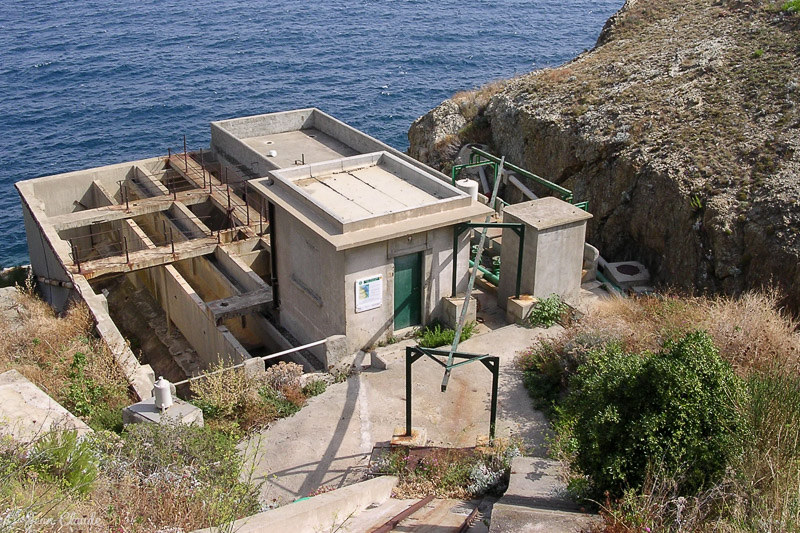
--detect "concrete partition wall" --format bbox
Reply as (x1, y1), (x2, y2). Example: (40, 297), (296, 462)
(119, 221), (251, 369)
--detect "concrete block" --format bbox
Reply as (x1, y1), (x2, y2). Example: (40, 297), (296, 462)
(370, 351), (387, 370)
(391, 427), (427, 447)
(192, 475), (398, 533)
(441, 296), (477, 329)
(0, 370), (92, 443)
(498, 198), (592, 309)
(325, 334), (350, 370)
(604, 261), (651, 289)
(506, 295), (538, 324)
(122, 397), (204, 427)
(489, 503), (600, 533)
(243, 356), (266, 378)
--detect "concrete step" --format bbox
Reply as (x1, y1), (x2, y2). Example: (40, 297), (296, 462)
(489, 503), (599, 533)
(488, 457), (601, 532)
(501, 457), (583, 513)
(192, 475), (398, 533)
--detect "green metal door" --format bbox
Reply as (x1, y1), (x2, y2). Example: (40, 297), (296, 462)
(394, 252), (422, 330)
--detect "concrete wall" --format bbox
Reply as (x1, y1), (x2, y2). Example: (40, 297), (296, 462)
(274, 203), (346, 352)
(340, 226), (470, 353)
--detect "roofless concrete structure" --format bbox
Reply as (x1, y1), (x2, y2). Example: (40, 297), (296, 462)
(16, 109), (492, 398)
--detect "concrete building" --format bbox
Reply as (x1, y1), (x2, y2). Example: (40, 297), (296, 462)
(16, 108), (491, 397)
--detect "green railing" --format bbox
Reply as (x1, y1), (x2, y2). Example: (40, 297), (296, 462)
(455, 147), (589, 212)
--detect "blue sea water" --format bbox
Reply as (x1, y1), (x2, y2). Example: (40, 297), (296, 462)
(0, 0), (621, 266)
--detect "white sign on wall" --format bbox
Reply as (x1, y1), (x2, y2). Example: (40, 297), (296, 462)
(355, 275), (383, 313)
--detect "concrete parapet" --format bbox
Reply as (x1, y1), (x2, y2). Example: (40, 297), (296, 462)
(192, 475), (398, 533)
(441, 296), (477, 329)
(324, 334), (350, 370)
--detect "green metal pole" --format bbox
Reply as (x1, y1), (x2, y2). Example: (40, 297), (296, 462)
(515, 226), (525, 299)
(406, 347), (413, 436)
(489, 357), (499, 439)
(452, 226), (459, 296)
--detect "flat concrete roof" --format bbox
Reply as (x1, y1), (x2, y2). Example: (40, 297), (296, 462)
(291, 159), (446, 222)
(251, 151), (493, 250)
(503, 197), (593, 231)
(241, 128), (358, 169)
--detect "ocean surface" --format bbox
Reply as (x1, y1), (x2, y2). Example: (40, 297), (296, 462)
(0, 0), (621, 266)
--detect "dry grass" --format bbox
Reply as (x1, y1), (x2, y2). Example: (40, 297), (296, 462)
(0, 286), (130, 426)
(576, 289), (799, 374)
(452, 79), (508, 120)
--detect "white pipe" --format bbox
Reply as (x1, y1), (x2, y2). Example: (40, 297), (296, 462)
(509, 175), (538, 201)
(172, 338), (327, 386)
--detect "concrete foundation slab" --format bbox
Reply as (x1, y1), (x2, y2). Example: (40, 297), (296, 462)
(391, 427), (428, 447)
(0, 369), (91, 442)
(604, 261), (651, 289)
(122, 397), (204, 427)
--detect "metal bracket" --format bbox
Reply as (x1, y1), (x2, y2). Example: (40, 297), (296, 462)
(405, 346), (500, 439)
(452, 222), (525, 299)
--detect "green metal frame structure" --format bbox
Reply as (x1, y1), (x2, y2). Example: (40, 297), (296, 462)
(452, 222), (525, 299)
(405, 346), (500, 439)
(455, 146), (590, 212)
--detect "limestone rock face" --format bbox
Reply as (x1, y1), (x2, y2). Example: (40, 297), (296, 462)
(408, 0), (800, 310)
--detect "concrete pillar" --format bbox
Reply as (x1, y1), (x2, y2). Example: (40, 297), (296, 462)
(497, 198), (592, 309)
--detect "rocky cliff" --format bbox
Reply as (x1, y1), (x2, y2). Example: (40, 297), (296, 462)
(409, 0), (800, 310)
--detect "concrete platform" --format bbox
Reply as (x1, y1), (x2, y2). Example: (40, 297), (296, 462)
(122, 397), (204, 427)
(0, 369), (91, 443)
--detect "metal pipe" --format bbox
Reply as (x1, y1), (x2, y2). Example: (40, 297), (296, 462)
(123, 237), (129, 264)
(268, 201), (280, 309)
(183, 135), (188, 172)
(171, 339), (327, 387)
(468, 260), (499, 286)
(471, 147), (573, 201)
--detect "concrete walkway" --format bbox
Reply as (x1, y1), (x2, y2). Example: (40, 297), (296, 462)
(244, 323), (562, 506)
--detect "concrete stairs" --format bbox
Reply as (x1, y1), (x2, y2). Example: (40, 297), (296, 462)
(488, 457), (600, 533)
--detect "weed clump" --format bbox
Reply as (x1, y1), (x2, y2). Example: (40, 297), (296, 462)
(416, 321), (478, 348)
(527, 294), (568, 328)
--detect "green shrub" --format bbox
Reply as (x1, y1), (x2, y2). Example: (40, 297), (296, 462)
(302, 379), (327, 397)
(564, 331), (743, 497)
(783, 0), (800, 13)
(31, 430), (98, 495)
(527, 294), (567, 328)
(258, 386), (302, 417)
(417, 321), (477, 348)
(65, 351), (107, 419)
